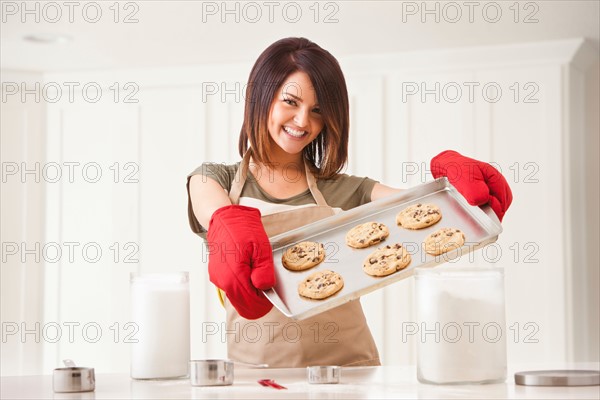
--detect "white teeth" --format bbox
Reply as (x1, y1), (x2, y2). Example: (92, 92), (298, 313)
(283, 126), (306, 137)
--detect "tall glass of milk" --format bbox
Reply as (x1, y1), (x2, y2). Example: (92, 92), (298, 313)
(130, 272), (190, 379)
(415, 266), (507, 384)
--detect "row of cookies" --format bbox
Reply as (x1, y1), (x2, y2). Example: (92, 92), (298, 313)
(347, 221), (466, 259)
(345, 203), (465, 276)
(284, 202), (466, 301)
(344, 203), (446, 252)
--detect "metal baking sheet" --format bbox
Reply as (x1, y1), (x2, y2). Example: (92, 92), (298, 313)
(263, 177), (503, 320)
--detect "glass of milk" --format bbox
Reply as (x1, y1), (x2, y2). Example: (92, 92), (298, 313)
(415, 266), (507, 384)
(130, 272), (190, 379)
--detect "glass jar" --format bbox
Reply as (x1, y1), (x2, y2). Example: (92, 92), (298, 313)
(130, 272), (190, 379)
(415, 266), (507, 384)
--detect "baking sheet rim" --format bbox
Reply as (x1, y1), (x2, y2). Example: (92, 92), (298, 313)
(263, 178), (503, 320)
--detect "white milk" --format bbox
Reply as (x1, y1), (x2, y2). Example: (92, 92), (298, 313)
(415, 267), (507, 384)
(130, 272), (190, 379)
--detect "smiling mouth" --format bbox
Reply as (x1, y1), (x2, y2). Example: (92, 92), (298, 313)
(283, 126), (307, 138)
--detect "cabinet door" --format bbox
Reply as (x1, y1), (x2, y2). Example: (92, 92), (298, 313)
(44, 96), (140, 373)
(138, 86), (237, 360)
(476, 65), (565, 363)
(1, 90), (46, 376)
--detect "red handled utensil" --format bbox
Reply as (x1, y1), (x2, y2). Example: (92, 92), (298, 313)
(257, 379), (287, 389)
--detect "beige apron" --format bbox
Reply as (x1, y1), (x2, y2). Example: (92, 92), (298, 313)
(223, 152), (380, 368)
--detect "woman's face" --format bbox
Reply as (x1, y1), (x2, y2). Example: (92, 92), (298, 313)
(267, 71), (324, 157)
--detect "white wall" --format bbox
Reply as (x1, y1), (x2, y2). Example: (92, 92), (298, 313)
(1, 39), (598, 375)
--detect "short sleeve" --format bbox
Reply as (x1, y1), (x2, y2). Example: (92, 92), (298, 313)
(317, 174), (379, 210)
(345, 175), (378, 207)
(186, 162), (239, 238)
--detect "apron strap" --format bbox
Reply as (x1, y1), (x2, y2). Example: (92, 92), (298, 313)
(229, 150), (330, 207)
(228, 151), (251, 205)
(305, 162), (329, 207)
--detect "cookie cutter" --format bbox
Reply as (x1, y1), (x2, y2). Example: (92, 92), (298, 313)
(307, 366), (341, 384)
(515, 370), (600, 386)
(53, 359), (95, 393)
(190, 359), (233, 386)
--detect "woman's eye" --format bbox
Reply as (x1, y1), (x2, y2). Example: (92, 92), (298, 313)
(312, 108), (321, 114)
(283, 98), (296, 106)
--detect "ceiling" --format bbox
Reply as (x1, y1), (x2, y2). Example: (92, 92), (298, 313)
(1, 0), (599, 72)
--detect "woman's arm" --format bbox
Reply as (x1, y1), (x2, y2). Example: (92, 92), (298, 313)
(370, 182), (402, 201)
(188, 174), (232, 230)
(370, 151), (513, 221)
(189, 174), (275, 320)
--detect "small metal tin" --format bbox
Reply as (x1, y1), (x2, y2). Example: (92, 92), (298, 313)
(190, 359), (234, 386)
(515, 370), (600, 386)
(307, 366), (341, 384)
(53, 367), (95, 393)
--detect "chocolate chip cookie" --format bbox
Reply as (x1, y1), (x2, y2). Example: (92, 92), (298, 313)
(424, 227), (466, 256)
(396, 203), (442, 230)
(282, 241), (326, 271)
(298, 270), (344, 300)
(345, 222), (390, 249)
(363, 243), (412, 277)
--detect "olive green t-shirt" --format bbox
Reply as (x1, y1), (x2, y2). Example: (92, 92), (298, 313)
(187, 162), (378, 239)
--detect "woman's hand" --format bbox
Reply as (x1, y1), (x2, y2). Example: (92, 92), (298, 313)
(430, 150), (513, 221)
(207, 205), (275, 319)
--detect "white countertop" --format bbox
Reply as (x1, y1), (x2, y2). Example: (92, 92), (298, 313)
(2, 364), (599, 399)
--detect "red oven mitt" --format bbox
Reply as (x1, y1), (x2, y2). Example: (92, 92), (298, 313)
(206, 205), (275, 319)
(430, 150), (513, 222)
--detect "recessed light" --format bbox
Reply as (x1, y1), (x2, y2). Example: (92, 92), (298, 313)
(23, 33), (72, 44)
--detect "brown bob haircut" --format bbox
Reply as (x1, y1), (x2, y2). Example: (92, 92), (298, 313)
(238, 37), (349, 179)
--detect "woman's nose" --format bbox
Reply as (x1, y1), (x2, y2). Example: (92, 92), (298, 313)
(293, 107), (309, 128)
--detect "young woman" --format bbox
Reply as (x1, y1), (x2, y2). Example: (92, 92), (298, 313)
(187, 37), (512, 367)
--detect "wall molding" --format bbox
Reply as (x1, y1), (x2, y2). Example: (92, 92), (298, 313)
(1, 39), (594, 89)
